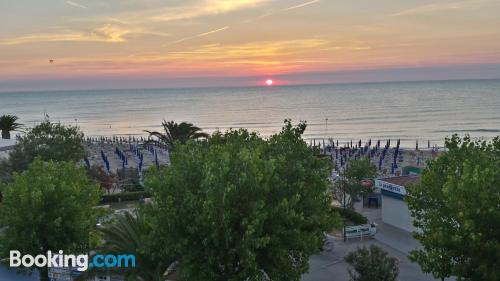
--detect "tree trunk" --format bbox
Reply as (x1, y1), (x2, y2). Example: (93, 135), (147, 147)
(1, 130), (10, 139)
(39, 267), (49, 281)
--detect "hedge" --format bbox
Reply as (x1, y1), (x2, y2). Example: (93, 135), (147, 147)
(332, 206), (368, 224)
(101, 191), (150, 203)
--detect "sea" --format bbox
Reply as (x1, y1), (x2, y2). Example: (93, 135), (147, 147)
(1, 79), (500, 148)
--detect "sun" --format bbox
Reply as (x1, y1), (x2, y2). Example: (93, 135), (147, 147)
(265, 79), (273, 86)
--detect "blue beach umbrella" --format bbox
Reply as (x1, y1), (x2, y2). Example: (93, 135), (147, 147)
(84, 156), (90, 169)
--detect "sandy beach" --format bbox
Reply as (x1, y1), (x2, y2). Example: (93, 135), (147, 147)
(1, 136), (438, 178)
(83, 141), (170, 173)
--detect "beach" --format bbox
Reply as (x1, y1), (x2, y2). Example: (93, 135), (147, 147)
(86, 136), (441, 178)
(1, 136), (438, 182)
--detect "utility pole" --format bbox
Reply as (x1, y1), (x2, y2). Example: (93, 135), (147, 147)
(343, 163), (348, 242)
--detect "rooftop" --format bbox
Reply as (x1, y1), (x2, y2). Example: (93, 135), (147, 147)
(379, 175), (421, 187)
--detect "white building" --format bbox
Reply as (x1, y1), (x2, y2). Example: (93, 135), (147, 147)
(375, 175), (420, 232)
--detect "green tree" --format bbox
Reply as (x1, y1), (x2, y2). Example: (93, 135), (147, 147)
(93, 211), (175, 281)
(5, 120), (85, 174)
(0, 115), (23, 139)
(145, 120), (208, 149)
(145, 120), (340, 281)
(0, 158), (101, 281)
(406, 135), (500, 281)
(334, 158), (377, 209)
(344, 245), (399, 281)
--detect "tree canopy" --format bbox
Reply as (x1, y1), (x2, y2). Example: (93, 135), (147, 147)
(94, 211), (175, 281)
(0, 114), (23, 139)
(145, 120), (340, 281)
(406, 135), (500, 281)
(0, 158), (101, 281)
(3, 120), (85, 175)
(345, 245), (399, 281)
(334, 158), (377, 209)
(145, 120), (208, 149)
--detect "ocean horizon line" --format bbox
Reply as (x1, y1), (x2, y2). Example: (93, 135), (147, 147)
(1, 77), (499, 95)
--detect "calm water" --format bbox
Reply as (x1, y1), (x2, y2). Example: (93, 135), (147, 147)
(1, 79), (499, 147)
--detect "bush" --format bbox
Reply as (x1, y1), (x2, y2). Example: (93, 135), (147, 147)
(332, 206), (368, 224)
(345, 245), (399, 281)
(101, 191), (150, 203)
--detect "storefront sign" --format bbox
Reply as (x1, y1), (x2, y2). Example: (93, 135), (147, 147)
(375, 180), (407, 196)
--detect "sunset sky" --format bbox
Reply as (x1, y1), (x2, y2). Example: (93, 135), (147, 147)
(1, 0), (500, 91)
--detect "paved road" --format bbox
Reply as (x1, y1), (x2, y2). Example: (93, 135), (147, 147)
(302, 235), (438, 281)
(302, 204), (453, 281)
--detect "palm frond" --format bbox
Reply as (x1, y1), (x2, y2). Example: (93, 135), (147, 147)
(145, 120), (208, 149)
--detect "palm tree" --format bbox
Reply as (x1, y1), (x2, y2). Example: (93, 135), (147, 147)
(145, 120), (208, 149)
(0, 115), (22, 139)
(96, 211), (177, 281)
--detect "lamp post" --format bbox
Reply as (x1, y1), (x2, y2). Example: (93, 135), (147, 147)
(342, 163), (348, 242)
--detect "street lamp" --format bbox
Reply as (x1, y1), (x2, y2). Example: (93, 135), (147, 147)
(342, 163), (348, 242)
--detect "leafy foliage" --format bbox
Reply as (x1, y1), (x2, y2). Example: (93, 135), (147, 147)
(345, 245), (399, 281)
(93, 211), (175, 281)
(0, 114), (23, 139)
(100, 191), (150, 203)
(406, 135), (500, 281)
(145, 120), (208, 149)
(86, 165), (118, 194)
(331, 206), (368, 225)
(0, 158), (101, 281)
(333, 158), (377, 209)
(145, 119), (340, 281)
(4, 120), (85, 175)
